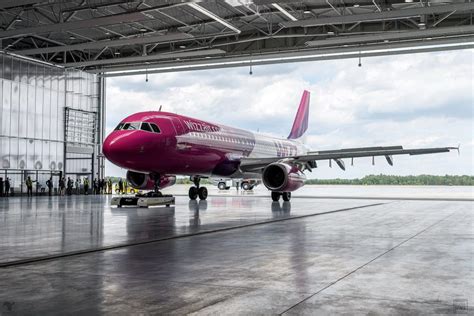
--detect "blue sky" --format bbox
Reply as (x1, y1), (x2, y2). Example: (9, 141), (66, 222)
(105, 49), (473, 178)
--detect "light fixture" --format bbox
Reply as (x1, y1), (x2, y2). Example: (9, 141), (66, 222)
(327, 31), (335, 35)
(187, 3), (241, 33)
(105, 32), (111, 35)
(140, 28), (147, 32)
(15, 17), (22, 22)
(304, 10), (311, 14)
(272, 3), (298, 22)
(69, 35), (76, 40)
(179, 45), (186, 49)
(353, 4), (360, 7)
(384, 39), (389, 43)
(114, 51), (120, 55)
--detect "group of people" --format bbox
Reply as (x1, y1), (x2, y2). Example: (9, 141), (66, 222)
(0, 177), (11, 197)
(0, 176), (119, 197)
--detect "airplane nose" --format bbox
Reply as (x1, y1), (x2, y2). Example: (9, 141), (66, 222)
(103, 133), (128, 165)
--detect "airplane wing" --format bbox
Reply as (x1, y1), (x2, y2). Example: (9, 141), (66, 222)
(239, 145), (458, 172)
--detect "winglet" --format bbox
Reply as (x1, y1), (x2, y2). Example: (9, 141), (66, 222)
(287, 90), (310, 140)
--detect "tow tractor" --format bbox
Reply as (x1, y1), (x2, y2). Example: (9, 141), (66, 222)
(111, 175), (175, 208)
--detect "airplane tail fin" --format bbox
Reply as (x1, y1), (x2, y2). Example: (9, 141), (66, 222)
(287, 90), (310, 140)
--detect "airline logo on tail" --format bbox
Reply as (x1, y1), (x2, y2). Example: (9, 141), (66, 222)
(287, 90), (310, 140)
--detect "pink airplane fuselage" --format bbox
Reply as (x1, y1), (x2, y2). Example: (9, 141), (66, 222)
(103, 111), (309, 178)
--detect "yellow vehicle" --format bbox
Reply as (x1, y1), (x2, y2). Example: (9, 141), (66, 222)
(114, 183), (138, 194)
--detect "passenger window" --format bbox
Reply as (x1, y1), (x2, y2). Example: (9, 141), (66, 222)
(122, 123), (130, 130)
(150, 123), (161, 133)
(140, 122), (152, 132)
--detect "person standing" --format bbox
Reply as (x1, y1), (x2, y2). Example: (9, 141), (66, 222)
(107, 178), (112, 194)
(46, 177), (53, 196)
(25, 176), (33, 197)
(84, 177), (89, 195)
(67, 177), (73, 195)
(118, 179), (123, 194)
(75, 178), (80, 194)
(0, 177), (4, 197)
(59, 177), (64, 196)
(123, 180), (128, 194)
(4, 178), (10, 197)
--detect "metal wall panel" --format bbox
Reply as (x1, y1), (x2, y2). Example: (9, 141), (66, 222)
(0, 52), (102, 181)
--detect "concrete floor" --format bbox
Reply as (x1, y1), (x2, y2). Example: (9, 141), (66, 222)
(0, 194), (472, 315)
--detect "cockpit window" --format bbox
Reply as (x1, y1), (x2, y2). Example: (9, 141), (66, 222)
(140, 122), (152, 132)
(115, 122), (160, 133)
(150, 123), (161, 133)
(114, 123), (124, 131)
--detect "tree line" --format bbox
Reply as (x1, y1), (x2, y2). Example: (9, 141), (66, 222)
(305, 174), (474, 186)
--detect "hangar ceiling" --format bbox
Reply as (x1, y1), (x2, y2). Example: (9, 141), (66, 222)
(0, 0), (472, 76)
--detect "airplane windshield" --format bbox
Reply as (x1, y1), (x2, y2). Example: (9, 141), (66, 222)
(115, 122), (160, 133)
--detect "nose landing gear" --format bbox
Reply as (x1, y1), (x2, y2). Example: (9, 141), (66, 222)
(271, 192), (291, 202)
(189, 176), (208, 200)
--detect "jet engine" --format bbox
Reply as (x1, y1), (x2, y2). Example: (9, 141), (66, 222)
(262, 162), (305, 192)
(126, 171), (176, 190)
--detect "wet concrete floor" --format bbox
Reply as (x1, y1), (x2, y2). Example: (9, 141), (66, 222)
(0, 194), (472, 314)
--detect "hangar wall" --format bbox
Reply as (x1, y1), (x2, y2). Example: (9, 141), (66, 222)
(0, 52), (104, 192)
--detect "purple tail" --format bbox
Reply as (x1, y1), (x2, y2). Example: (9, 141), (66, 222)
(287, 90), (310, 140)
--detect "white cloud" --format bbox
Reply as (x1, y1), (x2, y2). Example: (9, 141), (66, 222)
(105, 49), (473, 178)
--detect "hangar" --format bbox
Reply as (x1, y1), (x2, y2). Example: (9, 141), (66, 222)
(0, 0), (472, 314)
(0, 0), (472, 187)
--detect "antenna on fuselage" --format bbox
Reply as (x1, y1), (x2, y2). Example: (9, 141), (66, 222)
(159, 105), (162, 111)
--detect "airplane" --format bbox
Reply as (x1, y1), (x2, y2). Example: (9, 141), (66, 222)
(103, 90), (457, 202)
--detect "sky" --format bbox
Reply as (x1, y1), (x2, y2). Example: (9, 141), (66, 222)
(105, 49), (473, 179)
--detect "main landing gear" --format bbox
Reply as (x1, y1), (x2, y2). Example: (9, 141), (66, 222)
(189, 176), (208, 200)
(271, 192), (291, 202)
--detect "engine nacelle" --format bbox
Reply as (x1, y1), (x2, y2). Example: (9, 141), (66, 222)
(126, 171), (176, 190)
(262, 162), (305, 192)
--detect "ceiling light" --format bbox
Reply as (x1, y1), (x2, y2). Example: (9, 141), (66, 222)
(327, 31), (335, 35)
(15, 17), (22, 22)
(105, 32), (110, 35)
(384, 39), (389, 43)
(304, 10), (311, 14)
(272, 3), (298, 22)
(179, 45), (186, 49)
(187, 3), (241, 33)
(114, 52), (120, 55)
(69, 35), (76, 40)
(353, 4), (360, 7)
(140, 28), (147, 32)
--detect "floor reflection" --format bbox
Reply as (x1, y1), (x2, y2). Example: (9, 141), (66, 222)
(271, 201), (291, 218)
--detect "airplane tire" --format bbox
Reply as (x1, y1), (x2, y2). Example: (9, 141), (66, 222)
(189, 186), (198, 200)
(218, 182), (226, 190)
(282, 192), (291, 202)
(271, 192), (280, 202)
(198, 187), (208, 200)
(242, 182), (251, 190)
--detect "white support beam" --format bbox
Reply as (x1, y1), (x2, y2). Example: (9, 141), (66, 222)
(64, 48), (226, 67)
(94, 36), (474, 75)
(305, 25), (474, 47)
(187, 2), (241, 34)
(13, 32), (194, 55)
(280, 2), (474, 28)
